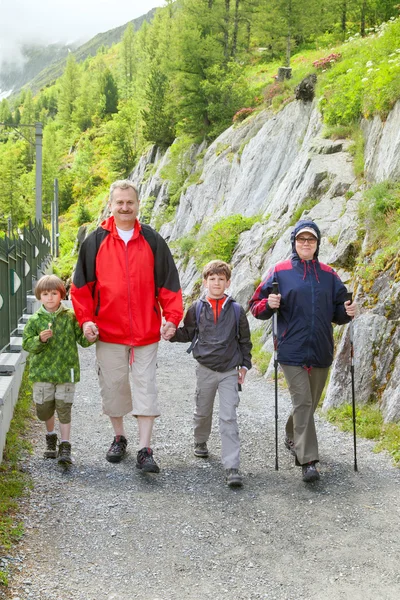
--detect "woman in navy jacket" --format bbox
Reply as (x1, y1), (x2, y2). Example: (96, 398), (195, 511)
(249, 219), (357, 482)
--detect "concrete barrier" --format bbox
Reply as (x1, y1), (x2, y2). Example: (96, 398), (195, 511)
(0, 295), (41, 463)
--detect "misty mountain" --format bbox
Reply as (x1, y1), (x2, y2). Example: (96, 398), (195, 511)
(0, 7), (157, 98)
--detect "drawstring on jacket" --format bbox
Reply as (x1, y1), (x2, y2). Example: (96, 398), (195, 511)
(301, 260), (320, 283)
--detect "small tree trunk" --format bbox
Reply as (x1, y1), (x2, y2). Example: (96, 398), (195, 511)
(231, 0), (240, 58)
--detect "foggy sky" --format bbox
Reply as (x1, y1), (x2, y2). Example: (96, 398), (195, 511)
(0, 0), (165, 66)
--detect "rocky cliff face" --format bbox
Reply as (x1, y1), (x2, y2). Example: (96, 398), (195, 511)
(130, 99), (400, 423)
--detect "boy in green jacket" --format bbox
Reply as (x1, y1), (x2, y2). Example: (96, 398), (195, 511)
(22, 275), (94, 465)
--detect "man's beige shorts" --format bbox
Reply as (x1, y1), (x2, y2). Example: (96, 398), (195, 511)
(96, 341), (160, 418)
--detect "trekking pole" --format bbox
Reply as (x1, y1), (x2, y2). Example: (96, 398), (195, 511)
(346, 292), (358, 472)
(272, 281), (279, 471)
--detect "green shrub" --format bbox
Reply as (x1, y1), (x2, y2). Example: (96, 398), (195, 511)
(76, 201), (91, 225)
(289, 198), (320, 225)
(251, 329), (272, 375)
(325, 403), (400, 466)
(139, 195), (157, 224)
(194, 215), (257, 268)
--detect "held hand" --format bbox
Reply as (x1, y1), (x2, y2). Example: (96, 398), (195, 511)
(40, 329), (53, 343)
(161, 321), (177, 341)
(238, 367), (247, 385)
(83, 321), (99, 342)
(344, 300), (357, 318)
(268, 293), (281, 310)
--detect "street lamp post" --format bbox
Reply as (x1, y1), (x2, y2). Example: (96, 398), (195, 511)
(35, 122), (43, 222)
(0, 121), (43, 223)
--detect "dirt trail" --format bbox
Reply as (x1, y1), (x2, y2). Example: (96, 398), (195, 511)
(3, 341), (400, 600)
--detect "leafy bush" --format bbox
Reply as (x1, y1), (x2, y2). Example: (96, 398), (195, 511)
(194, 214), (258, 269)
(233, 107), (255, 123)
(313, 52), (342, 69)
(76, 201), (91, 225)
(251, 329), (272, 375)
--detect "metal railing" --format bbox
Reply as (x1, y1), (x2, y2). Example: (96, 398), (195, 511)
(0, 220), (51, 352)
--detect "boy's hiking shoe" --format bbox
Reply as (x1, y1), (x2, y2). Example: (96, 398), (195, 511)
(58, 442), (72, 465)
(226, 468), (243, 488)
(136, 447), (160, 473)
(284, 436), (296, 457)
(106, 435), (128, 463)
(44, 433), (58, 458)
(194, 442), (209, 458)
(302, 461), (320, 483)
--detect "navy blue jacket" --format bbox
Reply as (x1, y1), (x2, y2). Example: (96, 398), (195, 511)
(249, 254), (350, 368)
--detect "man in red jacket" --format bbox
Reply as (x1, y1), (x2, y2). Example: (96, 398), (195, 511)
(71, 180), (183, 472)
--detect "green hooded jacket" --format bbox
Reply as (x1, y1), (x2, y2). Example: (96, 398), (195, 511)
(22, 303), (93, 384)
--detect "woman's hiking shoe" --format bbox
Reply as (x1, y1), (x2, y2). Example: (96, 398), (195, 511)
(136, 447), (160, 473)
(284, 436), (296, 457)
(226, 468), (243, 488)
(302, 461), (320, 482)
(58, 442), (72, 465)
(44, 433), (58, 458)
(194, 442), (209, 458)
(106, 435), (128, 463)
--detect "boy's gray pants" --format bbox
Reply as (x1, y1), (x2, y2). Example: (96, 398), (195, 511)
(280, 365), (330, 465)
(194, 363), (240, 469)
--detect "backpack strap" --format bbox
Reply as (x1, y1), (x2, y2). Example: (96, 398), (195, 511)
(186, 299), (241, 354)
(186, 300), (202, 354)
(232, 301), (241, 339)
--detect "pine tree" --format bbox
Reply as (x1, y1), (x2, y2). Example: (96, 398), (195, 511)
(142, 69), (175, 147)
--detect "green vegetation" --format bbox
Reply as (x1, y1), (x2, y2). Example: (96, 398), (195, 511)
(194, 215), (258, 268)
(326, 403), (400, 466)
(356, 181), (400, 292)
(0, 1), (399, 275)
(289, 197), (320, 225)
(0, 369), (34, 587)
(251, 329), (272, 375)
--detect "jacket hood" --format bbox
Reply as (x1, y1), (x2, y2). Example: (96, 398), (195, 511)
(291, 219), (321, 258)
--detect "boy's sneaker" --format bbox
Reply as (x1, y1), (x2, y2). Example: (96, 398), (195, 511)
(136, 447), (160, 473)
(284, 436), (296, 457)
(44, 433), (58, 458)
(58, 442), (72, 465)
(194, 442), (209, 458)
(302, 461), (320, 483)
(226, 468), (243, 488)
(106, 435), (128, 463)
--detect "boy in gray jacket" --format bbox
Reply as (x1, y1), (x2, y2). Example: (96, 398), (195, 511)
(170, 260), (252, 487)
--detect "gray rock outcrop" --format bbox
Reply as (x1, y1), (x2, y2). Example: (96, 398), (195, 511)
(129, 99), (400, 422)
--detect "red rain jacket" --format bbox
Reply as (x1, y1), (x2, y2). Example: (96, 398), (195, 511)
(71, 217), (183, 347)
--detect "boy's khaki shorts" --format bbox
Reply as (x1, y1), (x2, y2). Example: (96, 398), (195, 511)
(33, 382), (75, 424)
(96, 341), (160, 418)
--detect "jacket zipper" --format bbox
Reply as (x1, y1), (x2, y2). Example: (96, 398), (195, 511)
(125, 242), (135, 346)
(307, 261), (315, 367)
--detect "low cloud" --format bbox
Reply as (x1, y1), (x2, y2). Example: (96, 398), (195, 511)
(0, 0), (164, 69)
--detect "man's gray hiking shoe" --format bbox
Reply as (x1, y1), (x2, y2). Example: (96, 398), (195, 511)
(226, 468), (243, 488)
(136, 447), (160, 473)
(194, 442), (209, 458)
(284, 436), (296, 457)
(58, 442), (73, 465)
(44, 433), (58, 458)
(302, 461), (320, 482)
(106, 435), (128, 463)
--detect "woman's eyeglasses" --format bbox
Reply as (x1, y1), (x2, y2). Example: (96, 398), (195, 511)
(296, 237), (317, 244)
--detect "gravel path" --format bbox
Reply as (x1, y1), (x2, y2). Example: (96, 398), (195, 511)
(3, 341), (400, 600)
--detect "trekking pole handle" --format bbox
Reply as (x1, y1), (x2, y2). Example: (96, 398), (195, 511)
(345, 291), (353, 305)
(272, 281), (279, 296)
